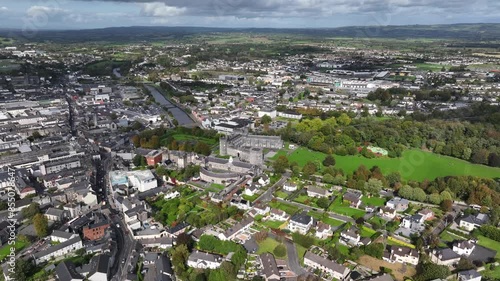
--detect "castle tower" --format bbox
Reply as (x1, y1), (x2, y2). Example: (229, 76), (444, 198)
(220, 135), (228, 156)
(249, 148), (263, 165)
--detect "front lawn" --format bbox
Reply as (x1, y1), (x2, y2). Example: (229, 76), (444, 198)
(477, 235), (500, 258)
(439, 230), (465, 243)
(360, 226), (377, 238)
(308, 211), (344, 227)
(242, 193), (260, 202)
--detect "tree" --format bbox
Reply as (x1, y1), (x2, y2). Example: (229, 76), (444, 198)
(428, 193), (442, 204)
(456, 257), (476, 271)
(273, 244), (287, 257)
(33, 213), (48, 238)
(322, 154), (336, 167)
(302, 161), (318, 178)
(32, 131), (42, 139)
(471, 149), (489, 165)
(364, 178), (384, 195)
(133, 154), (146, 167)
(316, 197), (330, 209)
(22, 203), (40, 220)
(131, 135), (140, 147)
(292, 232), (314, 248)
(261, 114), (272, 125)
(13, 258), (35, 281)
(272, 155), (289, 174)
(254, 230), (268, 242)
(171, 244), (189, 275)
(363, 243), (384, 259)
(398, 185), (414, 199)
(415, 263), (451, 281)
(176, 232), (194, 251)
(413, 188), (427, 202)
(337, 113), (351, 126)
(488, 152), (500, 167)
(440, 199), (453, 212)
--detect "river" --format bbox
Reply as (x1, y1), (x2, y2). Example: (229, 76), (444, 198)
(145, 85), (195, 127)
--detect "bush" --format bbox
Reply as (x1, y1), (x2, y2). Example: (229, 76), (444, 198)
(292, 232), (315, 249)
(273, 244), (287, 257)
(478, 225), (500, 242)
(363, 243), (384, 259)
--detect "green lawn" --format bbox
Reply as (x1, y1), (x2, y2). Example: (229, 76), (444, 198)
(360, 226), (377, 238)
(294, 195), (314, 204)
(274, 147), (500, 181)
(387, 236), (416, 249)
(242, 194), (260, 202)
(329, 197), (366, 217)
(481, 263), (500, 280)
(262, 220), (285, 229)
(439, 230), (465, 243)
(296, 244), (307, 264)
(477, 235), (500, 258)
(274, 191), (289, 199)
(257, 238), (285, 258)
(269, 201), (299, 215)
(210, 183), (225, 190)
(361, 196), (386, 207)
(369, 216), (387, 227)
(308, 211), (345, 227)
(0, 238), (29, 260)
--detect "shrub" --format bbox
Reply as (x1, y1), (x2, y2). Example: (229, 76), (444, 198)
(273, 244), (287, 257)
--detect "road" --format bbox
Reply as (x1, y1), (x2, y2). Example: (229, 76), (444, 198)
(285, 239), (307, 275)
(255, 176), (288, 203)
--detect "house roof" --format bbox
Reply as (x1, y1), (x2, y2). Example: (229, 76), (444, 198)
(461, 214), (489, 225)
(223, 217), (253, 238)
(290, 212), (313, 225)
(390, 246), (418, 258)
(343, 192), (361, 202)
(55, 261), (84, 281)
(457, 269), (481, 280)
(434, 248), (460, 261)
(307, 185), (327, 195)
(51, 230), (75, 240)
(88, 254), (110, 276)
(304, 252), (348, 275)
(453, 240), (475, 250)
(45, 208), (65, 217)
(33, 237), (82, 259)
(188, 251), (221, 263)
(341, 227), (360, 239)
(259, 253), (280, 279)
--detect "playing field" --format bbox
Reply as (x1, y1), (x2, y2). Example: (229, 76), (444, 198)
(273, 147), (500, 181)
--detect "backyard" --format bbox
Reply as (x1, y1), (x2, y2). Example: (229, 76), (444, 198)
(358, 255), (416, 281)
(257, 237), (287, 259)
(477, 235), (500, 258)
(328, 197), (366, 217)
(269, 201), (300, 215)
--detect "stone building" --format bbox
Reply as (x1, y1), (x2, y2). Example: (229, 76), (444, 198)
(219, 134), (283, 165)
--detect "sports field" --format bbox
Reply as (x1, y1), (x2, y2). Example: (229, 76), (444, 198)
(273, 147), (500, 181)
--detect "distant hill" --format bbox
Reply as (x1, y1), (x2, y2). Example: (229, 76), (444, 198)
(1, 23), (500, 43)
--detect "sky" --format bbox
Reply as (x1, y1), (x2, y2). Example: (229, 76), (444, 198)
(0, 0), (499, 30)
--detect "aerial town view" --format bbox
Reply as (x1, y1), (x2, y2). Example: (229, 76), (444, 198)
(0, 1), (499, 281)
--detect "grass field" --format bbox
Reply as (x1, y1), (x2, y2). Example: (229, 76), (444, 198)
(210, 183), (225, 190)
(273, 147), (500, 181)
(170, 133), (217, 145)
(0, 239), (29, 261)
(329, 197), (366, 217)
(269, 201), (299, 215)
(439, 230), (465, 243)
(360, 226), (377, 238)
(257, 238), (286, 258)
(387, 236), (416, 249)
(308, 211), (345, 227)
(481, 263), (500, 280)
(274, 191), (289, 199)
(361, 197), (386, 207)
(262, 220), (285, 229)
(477, 235), (500, 258)
(242, 194), (260, 202)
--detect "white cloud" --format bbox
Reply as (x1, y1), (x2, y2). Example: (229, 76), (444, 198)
(26, 5), (68, 17)
(141, 2), (186, 17)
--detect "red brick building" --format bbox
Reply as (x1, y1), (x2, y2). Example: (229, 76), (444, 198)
(83, 221), (110, 241)
(145, 150), (162, 166)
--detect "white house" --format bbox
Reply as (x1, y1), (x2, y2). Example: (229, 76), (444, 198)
(379, 206), (397, 220)
(88, 254), (110, 281)
(164, 191), (180, 200)
(304, 252), (350, 281)
(33, 237), (83, 264)
(50, 230), (78, 243)
(258, 174), (270, 186)
(288, 212), (313, 234)
(219, 217), (254, 241)
(44, 208), (67, 222)
(187, 251), (222, 269)
(383, 246), (419, 265)
(459, 214), (489, 231)
(283, 182), (297, 192)
(253, 204), (270, 216)
(268, 208), (289, 221)
(340, 227), (361, 245)
(452, 240), (475, 257)
(429, 248), (461, 266)
(244, 185), (258, 197)
(128, 170), (158, 192)
(386, 197), (409, 212)
(306, 186), (330, 198)
(315, 222), (333, 240)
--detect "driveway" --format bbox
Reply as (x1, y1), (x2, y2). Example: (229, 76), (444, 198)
(285, 240), (307, 275)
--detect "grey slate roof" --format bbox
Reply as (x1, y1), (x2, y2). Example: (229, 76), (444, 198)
(55, 261), (84, 281)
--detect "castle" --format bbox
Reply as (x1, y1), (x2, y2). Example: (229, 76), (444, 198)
(219, 134), (283, 165)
